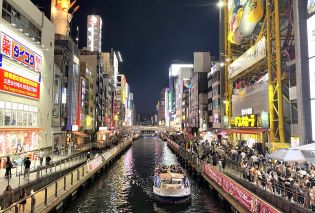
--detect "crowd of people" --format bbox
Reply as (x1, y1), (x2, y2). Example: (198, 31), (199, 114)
(168, 133), (315, 211)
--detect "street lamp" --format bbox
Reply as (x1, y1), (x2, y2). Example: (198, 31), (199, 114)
(220, 62), (225, 67)
(217, 1), (224, 8)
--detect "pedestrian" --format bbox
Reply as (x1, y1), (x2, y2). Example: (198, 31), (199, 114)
(87, 152), (91, 162)
(61, 145), (64, 156)
(46, 155), (52, 172)
(24, 157), (31, 179)
(3, 185), (13, 209)
(19, 188), (27, 213)
(5, 156), (13, 178)
(39, 149), (44, 166)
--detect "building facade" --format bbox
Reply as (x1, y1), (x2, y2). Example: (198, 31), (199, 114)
(0, 0), (55, 159)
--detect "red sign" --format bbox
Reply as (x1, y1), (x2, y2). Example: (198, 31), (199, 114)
(0, 68), (40, 99)
(1, 33), (42, 72)
(204, 164), (223, 186)
(203, 164), (280, 213)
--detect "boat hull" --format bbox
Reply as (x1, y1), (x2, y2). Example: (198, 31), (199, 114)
(154, 193), (191, 204)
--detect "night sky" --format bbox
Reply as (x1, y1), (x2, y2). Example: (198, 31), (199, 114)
(31, 0), (219, 115)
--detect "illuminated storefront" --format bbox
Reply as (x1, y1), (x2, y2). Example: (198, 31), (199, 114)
(0, 0), (55, 160)
(229, 108), (269, 151)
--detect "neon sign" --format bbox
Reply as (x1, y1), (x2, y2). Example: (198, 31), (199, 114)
(0, 68), (40, 99)
(231, 114), (257, 127)
(1, 33), (42, 72)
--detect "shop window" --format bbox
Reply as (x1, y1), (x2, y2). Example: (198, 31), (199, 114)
(0, 109), (3, 126)
(5, 109), (10, 125)
(17, 111), (23, 126)
(0, 101), (37, 128)
(22, 111), (27, 126)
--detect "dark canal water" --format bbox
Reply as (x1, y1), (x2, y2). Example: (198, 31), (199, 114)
(66, 137), (227, 213)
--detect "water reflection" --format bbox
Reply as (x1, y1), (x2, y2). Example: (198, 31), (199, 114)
(67, 137), (225, 213)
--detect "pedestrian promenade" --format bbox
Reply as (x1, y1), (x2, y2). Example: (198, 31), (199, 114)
(0, 149), (88, 195)
(0, 136), (136, 213)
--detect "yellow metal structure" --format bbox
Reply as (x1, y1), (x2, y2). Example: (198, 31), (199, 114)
(224, 0), (290, 151)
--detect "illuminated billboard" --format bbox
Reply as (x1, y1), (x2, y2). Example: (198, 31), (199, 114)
(0, 68), (40, 99)
(228, 37), (266, 79)
(309, 0), (315, 14)
(228, 0), (264, 45)
(87, 15), (102, 52)
(1, 33), (42, 73)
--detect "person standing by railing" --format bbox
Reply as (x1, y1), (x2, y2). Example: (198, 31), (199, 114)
(5, 156), (13, 178)
(39, 149), (44, 166)
(24, 157), (31, 179)
(19, 188), (27, 213)
(3, 185), (13, 209)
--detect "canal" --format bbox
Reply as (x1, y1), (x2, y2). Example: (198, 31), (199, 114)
(66, 137), (227, 213)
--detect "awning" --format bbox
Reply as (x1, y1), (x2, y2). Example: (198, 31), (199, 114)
(228, 128), (269, 134)
(72, 131), (89, 137)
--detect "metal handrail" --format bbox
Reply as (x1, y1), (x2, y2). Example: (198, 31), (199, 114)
(1, 137), (134, 212)
(167, 139), (314, 211)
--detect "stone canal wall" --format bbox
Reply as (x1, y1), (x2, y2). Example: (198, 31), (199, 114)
(167, 139), (281, 213)
(1, 136), (137, 213)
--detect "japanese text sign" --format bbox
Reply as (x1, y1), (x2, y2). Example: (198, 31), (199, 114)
(1, 33), (42, 72)
(0, 68), (40, 99)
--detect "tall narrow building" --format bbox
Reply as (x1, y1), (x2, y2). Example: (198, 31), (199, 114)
(87, 15), (102, 52)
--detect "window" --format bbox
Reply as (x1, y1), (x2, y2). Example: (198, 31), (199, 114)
(2, 0), (42, 43)
(0, 101), (38, 127)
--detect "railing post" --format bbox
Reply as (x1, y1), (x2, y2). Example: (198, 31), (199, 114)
(55, 182), (58, 197)
(64, 176), (66, 190)
(31, 195), (36, 213)
(82, 166), (85, 176)
(71, 172), (73, 185)
(44, 188), (48, 205)
(77, 169), (80, 180)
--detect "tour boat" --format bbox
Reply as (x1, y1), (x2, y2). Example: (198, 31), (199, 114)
(153, 165), (191, 203)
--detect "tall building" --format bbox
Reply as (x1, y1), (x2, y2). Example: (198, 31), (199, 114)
(303, 1), (315, 143)
(79, 50), (105, 137)
(168, 63), (193, 129)
(0, 0), (55, 159)
(157, 88), (166, 126)
(87, 15), (102, 52)
(207, 61), (224, 135)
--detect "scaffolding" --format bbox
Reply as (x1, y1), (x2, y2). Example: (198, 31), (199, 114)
(224, 0), (293, 151)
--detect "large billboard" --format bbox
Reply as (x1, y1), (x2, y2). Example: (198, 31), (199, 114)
(0, 68), (40, 99)
(228, 0), (265, 45)
(1, 33), (42, 73)
(87, 15), (102, 52)
(228, 37), (266, 79)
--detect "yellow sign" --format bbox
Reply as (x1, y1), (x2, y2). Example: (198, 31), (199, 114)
(231, 114), (256, 127)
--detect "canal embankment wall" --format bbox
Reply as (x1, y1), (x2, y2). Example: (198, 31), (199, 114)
(166, 139), (282, 213)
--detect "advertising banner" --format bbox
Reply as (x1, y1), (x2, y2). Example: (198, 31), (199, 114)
(0, 68), (40, 99)
(228, 37), (266, 79)
(228, 0), (264, 45)
(1, 33), (42, 72)
(204, 164), (223, 186)
(203, 164), (280, 213)
(87, 156), (103, 173)
(222, 176), (259, 212)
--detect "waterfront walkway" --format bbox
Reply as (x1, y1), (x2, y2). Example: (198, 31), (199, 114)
(1, 137), (135, 213)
